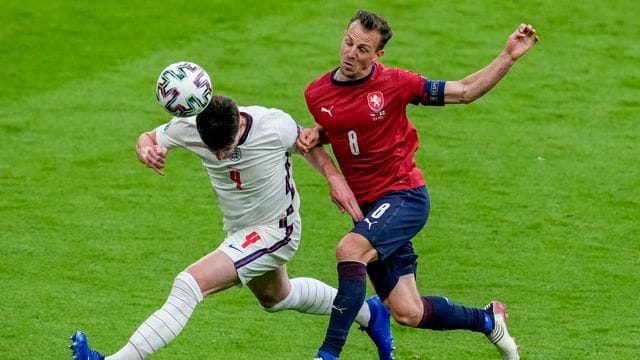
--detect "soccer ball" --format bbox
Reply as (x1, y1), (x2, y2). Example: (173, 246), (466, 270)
(156, 61), (213, 117)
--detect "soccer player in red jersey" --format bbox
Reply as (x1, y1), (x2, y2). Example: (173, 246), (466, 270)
(299, 10), (538, 360)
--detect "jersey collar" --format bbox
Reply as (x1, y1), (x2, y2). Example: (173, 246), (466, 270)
(331, 63), (376, 86)
(238, 112), (253, 146)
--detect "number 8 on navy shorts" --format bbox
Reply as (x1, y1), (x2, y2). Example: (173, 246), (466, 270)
(352, 186), (430, 300)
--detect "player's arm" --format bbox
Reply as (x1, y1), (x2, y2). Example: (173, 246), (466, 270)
(444, 23), (539, 104)
(296, 122), (329, 153)
(136, 130), (168, 176)
(299, 145), (364, 222)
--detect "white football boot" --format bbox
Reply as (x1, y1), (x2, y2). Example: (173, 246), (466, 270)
(485, 301), (520, 360)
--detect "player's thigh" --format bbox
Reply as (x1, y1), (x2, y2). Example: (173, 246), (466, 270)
(186, 249), (239, 297)
(353, 186), (429, 261)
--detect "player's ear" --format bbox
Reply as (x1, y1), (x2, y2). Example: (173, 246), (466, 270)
(375, 49), (385, 61)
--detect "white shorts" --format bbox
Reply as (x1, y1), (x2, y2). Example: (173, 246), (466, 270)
(218, 213), (301, 284)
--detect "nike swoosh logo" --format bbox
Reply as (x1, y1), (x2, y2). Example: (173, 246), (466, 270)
(228, 244), (243, 253)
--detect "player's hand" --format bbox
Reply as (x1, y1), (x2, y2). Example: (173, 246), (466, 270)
(504, 23), (539, 61)
(138, 144), (167, 176)
(327, 174), (364, 222)
(297, 128), (321, 153)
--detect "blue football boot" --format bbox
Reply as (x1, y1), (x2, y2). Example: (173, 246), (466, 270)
(359, 295), (395, 360)
(69, 331), (105, 360)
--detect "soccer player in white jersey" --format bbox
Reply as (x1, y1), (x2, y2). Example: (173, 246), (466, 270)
(69, 95), (395, 360)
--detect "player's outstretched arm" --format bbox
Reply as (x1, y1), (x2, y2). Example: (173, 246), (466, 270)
(136, 130), (168, 176)
(299, 145), (364, 222)
(444, 23), (539, 104)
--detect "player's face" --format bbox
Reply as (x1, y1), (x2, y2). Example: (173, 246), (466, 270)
(338, 21), (384, 80)
(214, 143), (236, 161)
(212, 115), (246, 160)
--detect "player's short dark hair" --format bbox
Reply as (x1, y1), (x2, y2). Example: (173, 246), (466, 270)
(196, 95), (239, 151)
(349, 10), (393, 50)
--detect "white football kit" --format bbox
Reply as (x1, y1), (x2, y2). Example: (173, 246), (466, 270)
(155, 105), (302, 284)
(86, 107), (375, 360)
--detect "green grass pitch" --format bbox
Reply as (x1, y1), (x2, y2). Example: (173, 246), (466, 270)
(1, 0), (638, 359)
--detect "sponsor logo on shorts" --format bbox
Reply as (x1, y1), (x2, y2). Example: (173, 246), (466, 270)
(228, 243), (243, 253)
(364, 218), (378, 230)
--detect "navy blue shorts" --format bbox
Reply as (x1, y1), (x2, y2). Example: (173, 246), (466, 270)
(352, 186), (430, 300)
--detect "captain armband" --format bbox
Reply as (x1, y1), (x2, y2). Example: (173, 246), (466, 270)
(424, 79), (446, 106)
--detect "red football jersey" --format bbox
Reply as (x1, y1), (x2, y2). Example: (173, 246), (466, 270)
(305, 63), (432, 205)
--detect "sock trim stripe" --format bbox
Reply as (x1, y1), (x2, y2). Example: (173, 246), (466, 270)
(158, 306), (187, 329)
(134, 326), (158, 353)
(127, 340), (144, 360)
(167, 292), (197, 313)
(164, 299), (193, 323)
(150, 313), (175, 343)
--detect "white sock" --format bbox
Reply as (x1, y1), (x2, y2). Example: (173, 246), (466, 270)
(264, 277), (371, 326)
(107, 272), (203, 360)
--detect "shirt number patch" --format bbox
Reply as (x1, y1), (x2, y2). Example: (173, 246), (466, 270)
(229, 168), (242, 189)
(242, 231), (261, 248)
(371, 203), (390, 219)
(348, 130), (360, 156)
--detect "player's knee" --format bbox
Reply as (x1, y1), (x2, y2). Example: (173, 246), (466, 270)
(257, 292), (286, 310)
(262, 302), (279, 312)
(335, 242), (351, 260)
(261, 289), (294, 313)
(335, 234), (375, 262)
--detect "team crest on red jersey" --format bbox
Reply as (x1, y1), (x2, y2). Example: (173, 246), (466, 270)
(367, 92), (384, 112)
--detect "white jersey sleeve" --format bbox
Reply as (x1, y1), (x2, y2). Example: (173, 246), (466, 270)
(275, 113), (301, 154)
(155, 116), (195, 149)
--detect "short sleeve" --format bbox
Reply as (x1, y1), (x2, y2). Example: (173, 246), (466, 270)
(396, 69), (427, 104)
(155, 117), (198, 149)
(275, 112), (301, 154)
